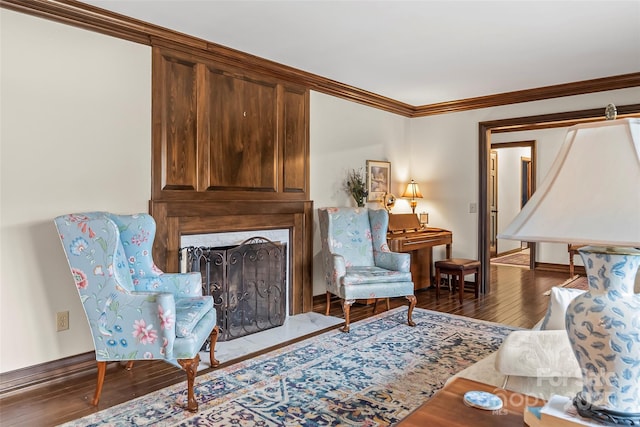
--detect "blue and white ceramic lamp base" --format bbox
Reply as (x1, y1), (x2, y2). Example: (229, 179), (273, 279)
(566, 246), (640, 425)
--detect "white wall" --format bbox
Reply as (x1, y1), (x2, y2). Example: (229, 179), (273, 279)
(2, 8), (639, 373)
(492, 127), (577, 265)
(309, 92), (409, 295)
(0, 10), (151, 372)
(309, 89), (639, 298)
(405, 89), (640, 270)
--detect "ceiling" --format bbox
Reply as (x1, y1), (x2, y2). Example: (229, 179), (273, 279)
(82, 0), (640, 106)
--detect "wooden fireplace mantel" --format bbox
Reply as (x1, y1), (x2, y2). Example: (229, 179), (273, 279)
(150, 200), (314, 315)
(148, 46), (313, 315)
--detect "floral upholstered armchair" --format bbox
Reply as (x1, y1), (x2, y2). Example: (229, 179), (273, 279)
(318, 207), (416, 332)
(54, 212), (219, 412)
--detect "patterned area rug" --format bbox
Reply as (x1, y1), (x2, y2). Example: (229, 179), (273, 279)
(60, 307), (517, 427)
(490, 249), (530, 267)
(562, 275), (588, 290)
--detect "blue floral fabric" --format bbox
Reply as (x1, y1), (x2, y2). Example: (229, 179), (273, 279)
(108, 213), (202, 297)
(54, 212), (217, 363)
(318, 207), (414, 300)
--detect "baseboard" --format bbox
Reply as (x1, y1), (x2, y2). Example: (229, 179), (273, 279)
(493, 247), (525, 258)
(0, 351), (96, 398)
(534, 262), (585, 275)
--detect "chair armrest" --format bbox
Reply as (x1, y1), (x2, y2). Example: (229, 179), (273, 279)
(327, 253), (346, 284)
(134, 272), (203, 297)
(94, 292), (177, 361)
(374, 250), (411, 272)
(495, 330), (581, 378)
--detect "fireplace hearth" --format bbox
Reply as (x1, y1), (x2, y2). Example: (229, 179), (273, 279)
(182, 237), (287, 344)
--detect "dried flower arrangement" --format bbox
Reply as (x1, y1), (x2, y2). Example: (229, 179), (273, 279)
(345, 168), (368, 207)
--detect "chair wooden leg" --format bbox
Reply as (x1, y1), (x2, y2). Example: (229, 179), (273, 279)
(458, 272), (464, 303)
(435, 266), (441, 299)
(91, 361), (107, 406)
(340, 299), (355, 332)
(325, 291), (331, 316)
(373, 297), (391, 315)
(178, 354), (200, 413)
(406, 295), (417, 326)
(209, 325), (220, 367)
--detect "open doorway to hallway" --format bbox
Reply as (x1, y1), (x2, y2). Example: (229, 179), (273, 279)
(478, 104), (640, 294)
(489, 140), (536, 269)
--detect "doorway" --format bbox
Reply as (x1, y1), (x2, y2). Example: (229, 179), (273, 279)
(521, 156), (532, 209)
(489, 141), (536, 266)
(477, 103), (640, 293)
(489, 150), (498, 257)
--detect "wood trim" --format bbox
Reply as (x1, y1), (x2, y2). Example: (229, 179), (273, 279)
(478, 103), (640, 293)
(413, 73), (640, 116)
(0, 351), (95, 397)
(534, 262), (584, 275)
(490, 140), (537, 270)
(149, 200), (314, 315)
(3, 0), (639, 117)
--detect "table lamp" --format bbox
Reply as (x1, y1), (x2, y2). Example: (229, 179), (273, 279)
(498, 114), (640, 425)
(401, 179), (423, 214)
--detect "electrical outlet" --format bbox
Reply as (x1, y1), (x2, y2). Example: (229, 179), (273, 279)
(469, 202), (478, 213)
(56, 311), (69, 331)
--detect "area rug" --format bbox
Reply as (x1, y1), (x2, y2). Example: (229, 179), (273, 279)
(490, 249), (530, 267)
(562, 275), (588, 290)
(60, 307), (518, 427)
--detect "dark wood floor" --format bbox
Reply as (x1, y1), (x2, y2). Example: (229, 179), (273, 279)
(0, 264), (568, 426)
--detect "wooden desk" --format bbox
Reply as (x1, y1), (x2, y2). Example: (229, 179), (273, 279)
(387, 227), (452, 290)
(397, 378), (545, 427)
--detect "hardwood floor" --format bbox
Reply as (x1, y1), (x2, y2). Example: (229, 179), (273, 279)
(0, 264), (568, 426)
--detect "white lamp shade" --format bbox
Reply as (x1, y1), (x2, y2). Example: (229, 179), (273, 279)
(498, 118), (640, 247)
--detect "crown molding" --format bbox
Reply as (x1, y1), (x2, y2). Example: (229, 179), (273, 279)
(412, 73), (640, 117)
(3, 0), (639, 117)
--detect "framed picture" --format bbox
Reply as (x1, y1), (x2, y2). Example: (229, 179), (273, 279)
(366, 160), (391, 202)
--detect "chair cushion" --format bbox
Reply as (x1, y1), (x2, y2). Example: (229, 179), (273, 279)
(175, 296), (214, 338)
(342, 266), (412, 285)
(540, 286), (585, 330)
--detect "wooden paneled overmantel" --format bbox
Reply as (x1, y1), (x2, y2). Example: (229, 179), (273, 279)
(152, 47), (309, 202)
(150, 46), (313, 314)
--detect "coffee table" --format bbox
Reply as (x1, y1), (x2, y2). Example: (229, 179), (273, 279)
(396, 377), (545, 427)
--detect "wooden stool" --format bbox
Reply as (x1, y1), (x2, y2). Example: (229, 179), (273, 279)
(434, 258), (481, 303)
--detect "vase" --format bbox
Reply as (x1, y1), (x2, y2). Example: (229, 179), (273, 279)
(565, 246), (640, 424)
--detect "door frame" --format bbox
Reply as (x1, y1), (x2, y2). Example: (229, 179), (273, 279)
(489, 150), (498, 258)
(490, 140), (536, 268)
(477, 103), (640, 293)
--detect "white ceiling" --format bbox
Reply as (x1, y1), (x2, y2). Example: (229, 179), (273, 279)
(83, 1), (640, 106)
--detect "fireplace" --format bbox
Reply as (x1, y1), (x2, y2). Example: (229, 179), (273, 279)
(181, 230), (289, 344)
(149, 200), (314, 316)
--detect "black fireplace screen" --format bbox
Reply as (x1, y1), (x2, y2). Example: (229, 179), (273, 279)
(181, 237), (287, 343)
